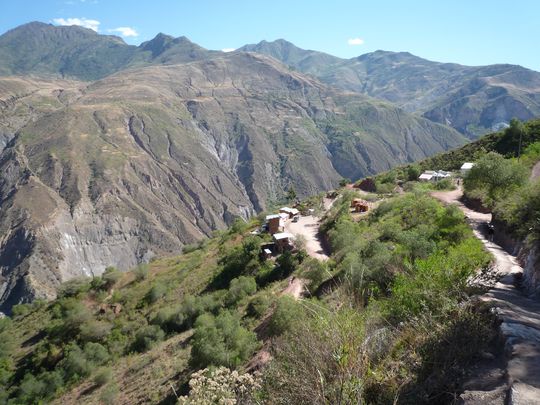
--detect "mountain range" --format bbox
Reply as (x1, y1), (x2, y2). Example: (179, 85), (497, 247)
(239, 39), (540, 137)
(0, 21), (538, 311)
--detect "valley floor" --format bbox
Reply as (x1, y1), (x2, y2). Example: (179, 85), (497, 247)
(432, 188), (540, 404)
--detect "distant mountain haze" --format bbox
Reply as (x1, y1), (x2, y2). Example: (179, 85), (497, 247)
(0, 21), (536, 311)
(239, 39), (540, 138)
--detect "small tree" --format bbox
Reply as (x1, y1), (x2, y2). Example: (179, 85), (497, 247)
(190, 311), (259, 369)
(133, 264), (149, 281)
(132, 325), (165, 352)
(339, 178), (351, 187)
(407, 164), (421, 181)
(464, 152), (527, 207)
(225, 276), (257, 307)
(286, 186), (297, 202)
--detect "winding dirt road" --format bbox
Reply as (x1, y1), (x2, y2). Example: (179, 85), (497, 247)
(432, 188), (540, 404)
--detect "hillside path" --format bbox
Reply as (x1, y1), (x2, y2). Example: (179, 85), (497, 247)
(531, 161), (540, 181)
(431, 188), (540, 404)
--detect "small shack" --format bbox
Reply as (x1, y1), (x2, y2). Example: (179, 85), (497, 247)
(265, 214), (282, 235)
(260, 242), (275, 260)
(279, 207), (299, 219)
(461, 162), (475, 176)
(273, 232), (295, 253)
(418, 172), (434, 182)
(419, 170), (451, 182)
(351, 198), (369, 213)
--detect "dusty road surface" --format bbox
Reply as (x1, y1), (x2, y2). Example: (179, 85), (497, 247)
(531, 161), (540, 181)
(281, 277), (307, 299)
(285, 214), (329, 261)
(432, 188), (540, 403)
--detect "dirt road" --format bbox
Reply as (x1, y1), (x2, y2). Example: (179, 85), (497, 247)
(281, 277), (306, 299)
(531, 161), (540, 181)
(285, 214), (329, 261)
(432, 188), (540, 403)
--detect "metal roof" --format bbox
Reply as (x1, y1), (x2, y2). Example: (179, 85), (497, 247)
(273, 232), (295, 240)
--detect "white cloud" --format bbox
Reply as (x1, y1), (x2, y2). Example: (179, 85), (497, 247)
(347, 37), (365, 46)
(108, 27), (139, 37)
(53, 17), (100, 32)
(222, 48), (236, 53)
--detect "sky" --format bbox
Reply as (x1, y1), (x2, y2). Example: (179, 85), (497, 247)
(1, 0), (539, 70)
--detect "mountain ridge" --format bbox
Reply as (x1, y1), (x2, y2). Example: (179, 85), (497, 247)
(239, 39), (540, 137)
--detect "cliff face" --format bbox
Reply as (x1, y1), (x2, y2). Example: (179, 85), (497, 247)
(0, 53), (465, 312)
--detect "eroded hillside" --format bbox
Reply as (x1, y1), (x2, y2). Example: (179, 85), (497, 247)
(0, 52), (465, 312)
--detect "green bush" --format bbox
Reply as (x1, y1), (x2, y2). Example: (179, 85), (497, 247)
(385, 238), (490, 322)
(93, 367), (113, 386)
(464, 152), (527, 208)
(495, 180), (540, 240)
(79, 320), (112, 342)
(145, 282), (167, 304)
(99, 382), (119, 405)
(83, 342), (110, 365)
(211, 237), (261, 289)
(246, 294), (272, 318)
(60, 344), (92, 381)
(190, 311), (259, 369)
(133, 264), (149, 281)
(268, 296), (302, 336)
(11, 303), (33, 318)
(263, 307), (367, 405)
(224, 276), (257, 307)
(58, 277), (91, 298)
(132, 325), (165, 352)
(102, 266), (122, 289)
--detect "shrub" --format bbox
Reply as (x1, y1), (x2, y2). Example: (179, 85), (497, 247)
(51, 298), (92, 337)
(268, 296), (301, 336)
(464, 152), (527, 208)
(132, 325), (165, 352)
(224, 276), (257, 307)
(101, 266), (122, 289)
(133, 264), (149, 281)
(79, 320), (112, 342)
(99, 382), (119, 405)
(145, 282), (167, 304)
(433, 177), (454, 190)
(407, 164), (421, 181)
(179, 367), (261, 405)
(58, 277), (91, 298)
(182, 243), (200, 254)
(263, 307), (368, 405)
(93, 367), (113, 386)
(190, 311), (259, 369)
(11, 303), (33, 318)
(15, 373), (47, 403)
(301, 258), (327, 293)
(246, 294), (272, 318)
(60, 344), (92, 381)
(272, 251), (298, 280)
(212, 237), (261, 289)
(83, 342), (110, 365)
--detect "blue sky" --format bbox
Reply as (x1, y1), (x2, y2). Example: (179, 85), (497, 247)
(1, 0), (539, 70)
